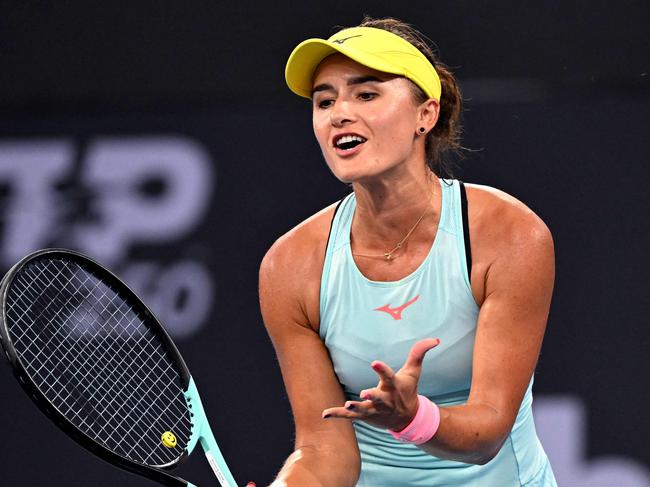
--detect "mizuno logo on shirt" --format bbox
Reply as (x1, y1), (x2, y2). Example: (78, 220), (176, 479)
(374, 295), (420, 320)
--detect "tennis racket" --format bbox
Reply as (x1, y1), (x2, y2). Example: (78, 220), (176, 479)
(0, 248), (239, 486)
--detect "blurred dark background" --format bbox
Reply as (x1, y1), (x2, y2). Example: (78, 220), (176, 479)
(0, 1), (648, 486)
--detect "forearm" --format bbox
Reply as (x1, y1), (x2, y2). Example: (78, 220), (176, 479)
(418, 402), (510, 464)
(270, 445), (360, 487)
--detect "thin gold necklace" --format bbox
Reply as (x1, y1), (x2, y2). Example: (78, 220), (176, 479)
(352, 180), (436, 261)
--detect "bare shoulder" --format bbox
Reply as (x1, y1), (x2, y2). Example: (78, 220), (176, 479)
(463, 184), (554, 304)
(464, 183), (553, 249)
(259, 201), (340, 330)
(260, 201), (339, 278)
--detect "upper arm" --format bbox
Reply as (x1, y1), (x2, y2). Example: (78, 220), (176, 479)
(259, 229), (360, 461)
(467, 191), (555, 433)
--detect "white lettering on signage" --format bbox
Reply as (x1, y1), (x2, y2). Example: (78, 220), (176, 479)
(75, 137), (213, 264)
(0, 136), (215, 339)
(0, 140), (75, 265)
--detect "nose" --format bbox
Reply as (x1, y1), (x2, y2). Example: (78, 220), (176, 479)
(330, 100), (355, 128)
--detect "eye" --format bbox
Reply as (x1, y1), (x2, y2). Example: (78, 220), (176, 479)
(318, 98), (335, 109)
(358, 92), (377, 101)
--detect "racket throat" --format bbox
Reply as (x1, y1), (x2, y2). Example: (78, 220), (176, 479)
(184, 378), (238, 487)
(205, 450), (228, 485)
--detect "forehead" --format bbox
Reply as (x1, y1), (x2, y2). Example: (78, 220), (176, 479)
(312, 53), (396, 87)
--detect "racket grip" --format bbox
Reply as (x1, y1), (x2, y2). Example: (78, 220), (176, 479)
(185, 378), (239, 487)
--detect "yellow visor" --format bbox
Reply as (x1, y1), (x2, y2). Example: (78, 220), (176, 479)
(285, 26), (441, 101)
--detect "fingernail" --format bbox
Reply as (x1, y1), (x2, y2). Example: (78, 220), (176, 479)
(323, 413), (331, 419)
(345, 403), (355, 410)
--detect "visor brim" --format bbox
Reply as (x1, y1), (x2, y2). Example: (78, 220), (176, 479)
(285, 38), (407, 99)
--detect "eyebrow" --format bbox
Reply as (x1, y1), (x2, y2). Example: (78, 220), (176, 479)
(311, 75), (385, 97)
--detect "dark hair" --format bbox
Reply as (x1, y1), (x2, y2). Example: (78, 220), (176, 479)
(350, 17), (464, 177)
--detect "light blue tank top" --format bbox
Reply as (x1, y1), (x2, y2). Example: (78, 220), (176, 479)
(319, 179), (556, 486)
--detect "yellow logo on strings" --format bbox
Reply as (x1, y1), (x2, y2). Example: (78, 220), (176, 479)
(161, 431), (177, 448)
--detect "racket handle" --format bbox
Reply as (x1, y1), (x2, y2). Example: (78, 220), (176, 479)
(185, 378), (239, 487)
(203, 440), (239, 487)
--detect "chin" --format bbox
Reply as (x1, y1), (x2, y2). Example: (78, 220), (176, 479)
(323, 157), (353, 183)
(330, 163), (398, 185)
(323, 151), (399, 183)
(329, 169), (356, 184)
(327, 164), (371, 184)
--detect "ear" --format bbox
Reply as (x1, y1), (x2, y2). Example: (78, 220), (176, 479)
(416, 99), (440, 133)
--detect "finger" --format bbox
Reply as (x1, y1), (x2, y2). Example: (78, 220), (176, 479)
(359, 388), (378, 401)
(370, 361), (397, 388)
(322, 406), (355, 419)
(246, 483), (256, 487)
(402, 338), (440, 374)
(322, 406), (362, 420)
(323, 400), (377, 419)
(360, 389), (393, 409)
(346, 399), (375, 410)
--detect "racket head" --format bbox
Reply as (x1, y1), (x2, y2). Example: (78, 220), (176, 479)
(0, 249), (197, 485)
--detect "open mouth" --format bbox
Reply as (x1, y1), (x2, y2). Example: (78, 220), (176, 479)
(334, 134), (367, 151)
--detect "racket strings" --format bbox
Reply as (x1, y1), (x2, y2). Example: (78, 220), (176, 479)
(13, 265), (176, 411)
(8, 264), (187, 462)
(8, 262), (191, 468)
(5, 258), (193, 467)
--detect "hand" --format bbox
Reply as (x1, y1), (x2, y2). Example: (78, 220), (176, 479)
(322, 338), (440, 431)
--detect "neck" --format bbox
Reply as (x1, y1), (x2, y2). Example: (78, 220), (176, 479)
(351, 167), (438, 247)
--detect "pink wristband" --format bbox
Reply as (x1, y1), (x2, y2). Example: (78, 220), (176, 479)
(389, 395), (440, 444)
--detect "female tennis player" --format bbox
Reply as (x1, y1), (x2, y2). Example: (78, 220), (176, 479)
(258, 17), (557, 486)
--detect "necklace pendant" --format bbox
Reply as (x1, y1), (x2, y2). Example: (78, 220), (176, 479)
(384, 253), (392, 260)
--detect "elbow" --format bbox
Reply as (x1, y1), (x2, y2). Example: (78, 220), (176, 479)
(305, 439), (360, 470)
(336, 447), (361, 486)
(334, 447), (361, 483)
(464, 439), (507, 465)
(472, 452), (497, 466)
(459, 450), (498, 466)
(296, 443), (361, 486)
(318, 447), (361, 487)
(428, 444), (501, 466)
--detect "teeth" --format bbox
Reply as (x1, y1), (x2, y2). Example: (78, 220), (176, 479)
(336, 135), (366, 148)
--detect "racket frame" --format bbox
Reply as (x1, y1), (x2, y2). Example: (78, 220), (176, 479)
(0, 248), (236, 487)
